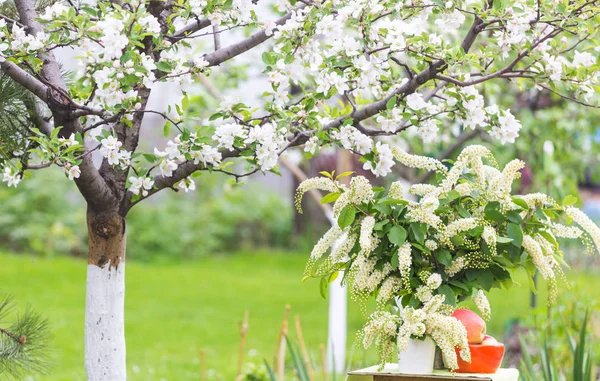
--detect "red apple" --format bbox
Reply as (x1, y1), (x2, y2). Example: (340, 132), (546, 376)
(455, 341), (505, 373)
(452, 309), (486, 344)
(481, 335), (498, 345)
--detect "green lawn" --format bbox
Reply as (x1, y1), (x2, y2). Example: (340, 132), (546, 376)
(1, 251), (599, 380)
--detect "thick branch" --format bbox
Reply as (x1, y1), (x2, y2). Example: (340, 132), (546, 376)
(14, 0), (68, 92)
(0, 60), (49, 101)
(202, 9), (302, 67)
(169, 18), (211, 41)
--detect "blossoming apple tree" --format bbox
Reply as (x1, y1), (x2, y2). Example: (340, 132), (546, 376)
(1, 0), (599, 379)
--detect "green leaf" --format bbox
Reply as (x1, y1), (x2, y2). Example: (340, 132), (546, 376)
(438, 285), (456, 306)
(374, 202), (393, 215)
(335, 171), (354, 180)
(386, 96), (397, 110)
(328, 271), (339, 284)
(410, 223), (426, 245)
(563, 195), (577, 206)
(163, 123), (170, 138)
(507, 223), (523, 247)
(507, 210), (523, 224)
(321, 192), (340, 204)
(337, 205), (356, 229)
(484, 202), (504, 222)
(391, 250), (399, 268)
(388, 226), (407, 247)
(156, 61), (171, 72)
(436, 250), (453, 267)
(492, 256), (515, 268)
(496, 237), (513, 244)
(447, 190), (461, 200)
(539, 230), (559, 248)
(512, 196), (529, 209)
(319, 277), (328, 299)
(209, 112), (223, 121)
(468, 269), (493, 291)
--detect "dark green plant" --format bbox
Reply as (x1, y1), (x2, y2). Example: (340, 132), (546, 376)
(0, 296), (50, 380)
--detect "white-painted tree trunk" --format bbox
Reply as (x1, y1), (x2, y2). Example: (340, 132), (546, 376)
(326, 272), (347, 374)
(85, 263), (127, 381)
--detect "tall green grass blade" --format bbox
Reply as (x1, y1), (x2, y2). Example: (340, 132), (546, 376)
(264, 359), (277, 381)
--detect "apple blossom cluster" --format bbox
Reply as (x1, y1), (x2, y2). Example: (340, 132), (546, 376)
(299, 144), (600, 368)
(1, 129), (85, 187)
(1, 0), (598, 199)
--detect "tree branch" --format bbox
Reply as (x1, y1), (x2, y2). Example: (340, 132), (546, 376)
(0, 60), (49, 102)
(202, 8), (303, 67)
(169, 18), (211, 41)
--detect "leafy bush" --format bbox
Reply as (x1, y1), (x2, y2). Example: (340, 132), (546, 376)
(0, 169), (293, 260)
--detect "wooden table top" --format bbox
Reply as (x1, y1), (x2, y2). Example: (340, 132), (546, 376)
(347, 364), (519, 381)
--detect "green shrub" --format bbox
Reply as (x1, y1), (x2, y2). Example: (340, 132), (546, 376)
(0, 169), (293, 260)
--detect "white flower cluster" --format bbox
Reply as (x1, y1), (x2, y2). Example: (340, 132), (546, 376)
(295, 177), (340, 214)
(565, 206), (600, 254)
(2, 166), (21, 187)
(473, 290), (491, 321)
(391, 147), (447, 173)
(425, 300), (471, 371)
(177, 177), (196, 192)
(446, 256), (467, 277)
(364, 142), (394, 177)
(350, 254), (395, 305)
(129, 177), (154, 197)
(482, 226), (497, 255)
(522, 235), (555, 281)
(153, 133), (222, 180)
(99, 136), (132, 171)
(551, 222), (582, 239)
(407, 195), (442, 228)
(361, 310), (401, 369)
(442, 218), (478, 244)
(388, 181), (404, 200)
(331, 126), (373, 155)
(245, 123), (288, 170)
(397, 243), (412, 287)
(360, 216), (377, 255)
(309, 225), (344, 261)
(376, 276), (402, 305)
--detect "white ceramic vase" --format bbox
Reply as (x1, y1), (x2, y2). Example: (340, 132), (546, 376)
(397, 337), (436, 374)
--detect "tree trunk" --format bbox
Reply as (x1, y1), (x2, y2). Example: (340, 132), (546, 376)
(85, 211), (127, 381)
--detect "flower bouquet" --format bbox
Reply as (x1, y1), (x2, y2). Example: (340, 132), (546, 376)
(296, 145), (600, 372)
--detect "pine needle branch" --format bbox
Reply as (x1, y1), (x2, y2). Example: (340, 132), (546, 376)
(0, 295), (51, 380)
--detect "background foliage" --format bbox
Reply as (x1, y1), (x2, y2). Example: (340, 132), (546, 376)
(0, 168), (293, 261)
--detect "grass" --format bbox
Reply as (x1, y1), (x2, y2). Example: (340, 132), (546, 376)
(2, 251), (600, 380)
